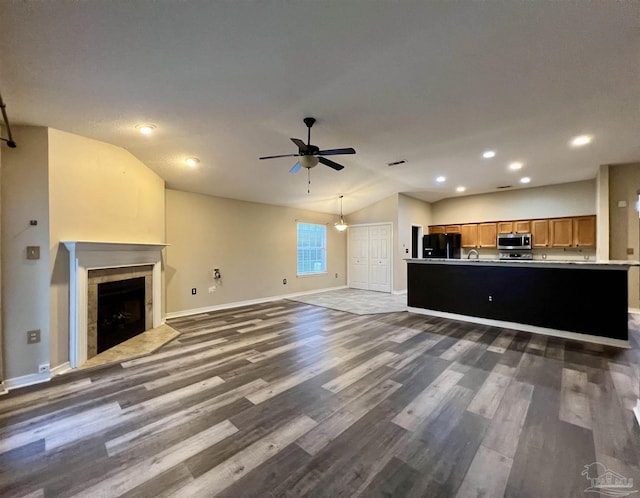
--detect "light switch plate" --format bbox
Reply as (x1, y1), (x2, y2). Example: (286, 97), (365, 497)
(26, 246), (40, 260)
(27, 329), (41, 344)
(618, 200), (628, 208)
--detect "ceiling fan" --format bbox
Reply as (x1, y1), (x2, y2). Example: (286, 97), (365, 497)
(259, 117), (356, 174)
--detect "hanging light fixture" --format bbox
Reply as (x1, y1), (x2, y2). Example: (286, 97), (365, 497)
(335, 195), (348, 231)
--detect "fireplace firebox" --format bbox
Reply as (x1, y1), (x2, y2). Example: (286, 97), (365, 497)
(97, 277), (146, 353)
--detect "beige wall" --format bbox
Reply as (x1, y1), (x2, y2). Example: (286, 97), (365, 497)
(347, 194), (398, 226)
(165, 189), (346, 314)
(431, 180), (596, 225)
(397, 194), (431, 291)
(1, 127), (51, 379)
(48, 128), (166, 368)
(609, 163), (640, 308)
(0, 126), (166, 380)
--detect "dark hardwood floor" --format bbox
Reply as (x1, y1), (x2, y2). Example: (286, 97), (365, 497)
(1, 300), (639, 497)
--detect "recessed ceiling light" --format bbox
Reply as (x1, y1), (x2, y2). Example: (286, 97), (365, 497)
(570, 135), (592, 147)
(520, 176), (531, 184)
(136, 124), (156, 135)
(436, 176), (446, 183)
(482, 150), (496, 159)
(456, 186), (466, 193)
(509, 162), (523, 170)
(185, 157), (200, 167)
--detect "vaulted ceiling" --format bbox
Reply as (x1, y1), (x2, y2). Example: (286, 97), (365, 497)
(1, 1), (638, 215)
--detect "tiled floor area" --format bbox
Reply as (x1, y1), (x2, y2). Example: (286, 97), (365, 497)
(289, 288), (408, 314)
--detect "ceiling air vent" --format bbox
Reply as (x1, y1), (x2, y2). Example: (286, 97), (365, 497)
(496, 185), (513, 189)
(387, 160), (407, 167)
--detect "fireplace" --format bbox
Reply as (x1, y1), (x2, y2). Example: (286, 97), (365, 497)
(64, 241), (167, 368)
(98, 277), (146, 353)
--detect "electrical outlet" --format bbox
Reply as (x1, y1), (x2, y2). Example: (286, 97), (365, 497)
(191, 288), (197, 295)
(27, 329), (41, 344)
(283, 278), (287, 285)
(208, 286), (216, 293)
(335, 273), (338, 278)
(38, 363), (50, 374)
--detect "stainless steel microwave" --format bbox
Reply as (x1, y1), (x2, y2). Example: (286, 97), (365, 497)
(497, 233), (532, 250)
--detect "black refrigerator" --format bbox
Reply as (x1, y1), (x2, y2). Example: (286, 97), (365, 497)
(423, 233), (461, 259)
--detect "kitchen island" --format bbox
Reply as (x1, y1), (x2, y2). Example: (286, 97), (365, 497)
(406, 258), (639, 346)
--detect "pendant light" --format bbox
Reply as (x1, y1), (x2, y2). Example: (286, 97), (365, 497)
(334, 195), (348, 231)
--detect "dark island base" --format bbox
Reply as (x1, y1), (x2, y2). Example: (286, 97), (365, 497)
(408, 262), (629, 342)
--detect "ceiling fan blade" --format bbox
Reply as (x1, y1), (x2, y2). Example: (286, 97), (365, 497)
(259, 153), (301, 160)
(290, 162), (302, 174)
(318, 156), (344, 171)
(290, 138), (309, 152)
(317, 147), (356, 156)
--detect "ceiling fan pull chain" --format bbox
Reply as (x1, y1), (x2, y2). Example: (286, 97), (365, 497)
(308, 168), (311, 194)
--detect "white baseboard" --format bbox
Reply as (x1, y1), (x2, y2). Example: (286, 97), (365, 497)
(392, 289), (407, 295)
(634, 400), (640, 428)
(0, 381), (7, 396)
(407, 306), (631, 349)
(51, 362), (71, 377)
(165, 285), (349, 320)
(4, 371), (51, 391)
(629, 308), (640, 315)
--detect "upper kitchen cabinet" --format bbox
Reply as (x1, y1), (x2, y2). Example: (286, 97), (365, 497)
(478, 223), (498, 248)
(497, 222), (513, 234)
(429, 225), (445, 234)
(514, 220), (532, 234)
(531, 219), (549, 247)
(461, 224), (478, 248)
(573, 215), (596, 247)
(550, 217), (573, 247)
(445, 225), (461, 233)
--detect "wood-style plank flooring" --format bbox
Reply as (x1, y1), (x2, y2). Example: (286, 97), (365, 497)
(1, 300), (639, 497)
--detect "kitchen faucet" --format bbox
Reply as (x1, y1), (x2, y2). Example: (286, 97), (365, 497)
(467, 249), (479, 259)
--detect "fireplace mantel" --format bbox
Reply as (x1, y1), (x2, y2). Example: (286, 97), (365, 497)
(63, 241), (168, 368)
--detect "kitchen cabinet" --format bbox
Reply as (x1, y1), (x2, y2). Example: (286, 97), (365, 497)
(497, 222), (513, 234)
(445, 225), (461, 233)
(531, 219), (549, 247)
(429, 225), (445, 234)
(514, 220), (531, 233)
(460, 224), (478, 248)
(478, 223), (498, 247)
(550, 218), (573, 247)
(573, 215), (596, 247)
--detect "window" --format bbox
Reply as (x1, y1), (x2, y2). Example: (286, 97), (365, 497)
(297, 222), (327, 275)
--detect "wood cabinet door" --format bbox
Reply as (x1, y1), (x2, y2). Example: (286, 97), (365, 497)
(514, 220), (531, 233)
(428, 225), (445, 234)
(460, 224), (478, 248)
(497, 221), (513, 234)
(531, 219), (549, 247)
(550, 218), (573, 247)
(478, 223), (498, 247)
(445, 225), (461, 233)
(573, 215), (596, 247)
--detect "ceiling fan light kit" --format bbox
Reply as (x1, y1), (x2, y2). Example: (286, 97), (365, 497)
(259, 117), (356, 193)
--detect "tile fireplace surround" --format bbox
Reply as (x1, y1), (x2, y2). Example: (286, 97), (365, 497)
(64, 241), (167, 368)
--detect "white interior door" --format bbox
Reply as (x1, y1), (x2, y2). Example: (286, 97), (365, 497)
(349, 226), (370, 290)
(368, 224), (391, 292)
